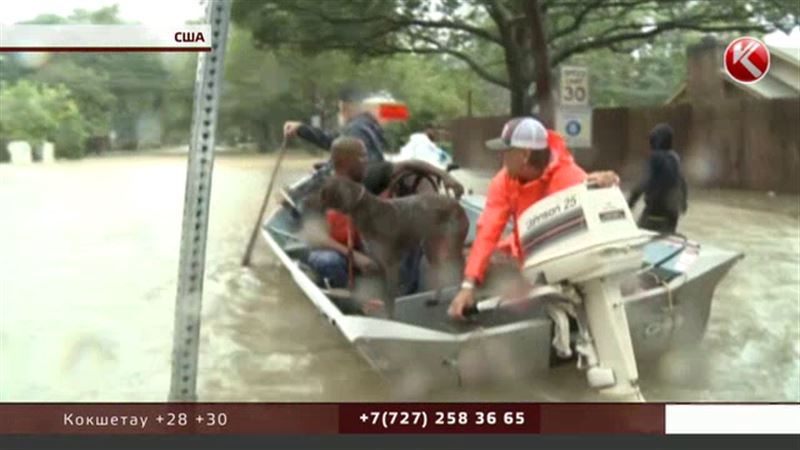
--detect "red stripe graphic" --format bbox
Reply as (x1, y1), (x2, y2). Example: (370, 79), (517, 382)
(540, 403), (665, 434)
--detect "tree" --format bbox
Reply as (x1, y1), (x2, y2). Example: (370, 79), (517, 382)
(233, 0), (798, 120)
(19, 5), (124, 25)
(218, 26), (293, 149)
(180, 20), (500, 151)
(573, 30), (694, 107)
(28, 60), (116, 136)
(0, 80), (88, 159)
(161, 53), (198, 145)
(8, 5), (170, 150)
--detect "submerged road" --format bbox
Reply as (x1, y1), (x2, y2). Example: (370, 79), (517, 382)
(0, 152), (797, 401)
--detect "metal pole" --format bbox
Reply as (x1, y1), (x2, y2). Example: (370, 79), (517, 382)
(169, 0), (231, 402)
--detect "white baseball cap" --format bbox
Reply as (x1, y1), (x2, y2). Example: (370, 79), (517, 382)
(486, 117), (549, 151)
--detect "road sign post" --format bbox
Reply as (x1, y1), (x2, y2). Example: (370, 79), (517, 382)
(556, 65), (593, 149)
(556, 106), (593, 149)
(559, 66), (589, 106)
(168, 0), (231, 402)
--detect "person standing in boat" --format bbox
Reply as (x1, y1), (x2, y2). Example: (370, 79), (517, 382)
(447, 117), (620, 320)
(627, 123), (688, 234)
(281, 88), (395, 209)
(305, 136), (464, 298)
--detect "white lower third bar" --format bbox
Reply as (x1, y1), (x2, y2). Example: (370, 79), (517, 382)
(0, 25), (211, 51)
(666, 405), (800, 434)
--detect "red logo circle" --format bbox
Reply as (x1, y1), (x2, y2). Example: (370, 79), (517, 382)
(724, 37), (770, 84)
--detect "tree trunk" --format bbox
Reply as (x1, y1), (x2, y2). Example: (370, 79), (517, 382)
(526, 0), (555, 126)
(487, 0), (540, 117)
(510, 81), (528, 116)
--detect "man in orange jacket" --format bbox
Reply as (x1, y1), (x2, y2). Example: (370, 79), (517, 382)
(448, 117), (620, 319)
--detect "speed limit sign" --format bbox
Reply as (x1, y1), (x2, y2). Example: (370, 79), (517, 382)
(560, 66), (589, 106)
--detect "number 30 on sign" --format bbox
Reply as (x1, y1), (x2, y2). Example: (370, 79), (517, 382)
(560, 66), (589, 106)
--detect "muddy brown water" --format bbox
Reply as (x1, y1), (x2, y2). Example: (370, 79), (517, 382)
(1, 152), (797, 402)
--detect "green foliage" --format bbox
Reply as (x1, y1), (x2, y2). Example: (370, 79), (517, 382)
(4, 1), (795, 162)
(0, 80), (88, 159)
(193, 24), (499, 151)
(161, 53), (198, 145)
(219, 27), (292, 149)
(2, 5), (169, 152)
(569, 31), (694, 107)
(0, 80), (56, 142)
(233, 0), (798, 113)
(27, 60), (116, 135)
(20, 5), (125, 25)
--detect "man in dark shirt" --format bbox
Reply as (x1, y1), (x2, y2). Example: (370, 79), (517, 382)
(284, 88), (389, 162)
(281, 88), (390, 208)
(628, 123), (689, 233)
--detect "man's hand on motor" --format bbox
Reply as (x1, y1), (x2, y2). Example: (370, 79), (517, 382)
(448, 287), (476, 320)
(587, 171), (620, 188)
(283, 121), (302, 138)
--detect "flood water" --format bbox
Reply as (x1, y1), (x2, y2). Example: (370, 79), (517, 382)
(1, 152), (798, 402)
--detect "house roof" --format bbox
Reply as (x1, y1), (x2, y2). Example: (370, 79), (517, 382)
(666, 44), (800, 105)
(771, 46), (800, 65)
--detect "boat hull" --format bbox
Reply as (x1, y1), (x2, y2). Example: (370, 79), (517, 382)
(261, 193), (742, 389)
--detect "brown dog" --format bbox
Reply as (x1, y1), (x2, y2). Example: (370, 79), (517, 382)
(319, 176), (469, 316)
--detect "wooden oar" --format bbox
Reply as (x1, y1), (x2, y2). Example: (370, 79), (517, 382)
(241, 137), (289, 266)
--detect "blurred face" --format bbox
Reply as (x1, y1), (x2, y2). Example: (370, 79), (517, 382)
(502, 148), (531, 179)
(335, 143), (368, 183)
(338, 101), (357, 126)
(503, 147), (550, 182)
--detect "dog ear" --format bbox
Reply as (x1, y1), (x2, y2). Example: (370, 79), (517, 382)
(318, 180), (329, 207)
(305, 189), (324, 215)
(320, 178), (341, 211)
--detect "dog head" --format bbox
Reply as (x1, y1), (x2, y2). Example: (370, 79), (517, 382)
(320, 176), (367, 214)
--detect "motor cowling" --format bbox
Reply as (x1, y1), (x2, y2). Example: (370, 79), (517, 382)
(518, 183), (653, 285)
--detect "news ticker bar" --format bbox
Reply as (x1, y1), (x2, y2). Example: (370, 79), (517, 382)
(0, 404), (798, 434)
(0, 25), (212, 51)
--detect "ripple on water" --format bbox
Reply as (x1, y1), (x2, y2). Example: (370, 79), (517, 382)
(1, 156), (797, 402)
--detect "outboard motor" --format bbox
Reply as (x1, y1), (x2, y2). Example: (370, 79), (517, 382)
(517, 183), (653, 401)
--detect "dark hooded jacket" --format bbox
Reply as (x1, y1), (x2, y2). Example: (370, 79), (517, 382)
(628, 123), (688, 215)
(296, 112), (388, 162)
